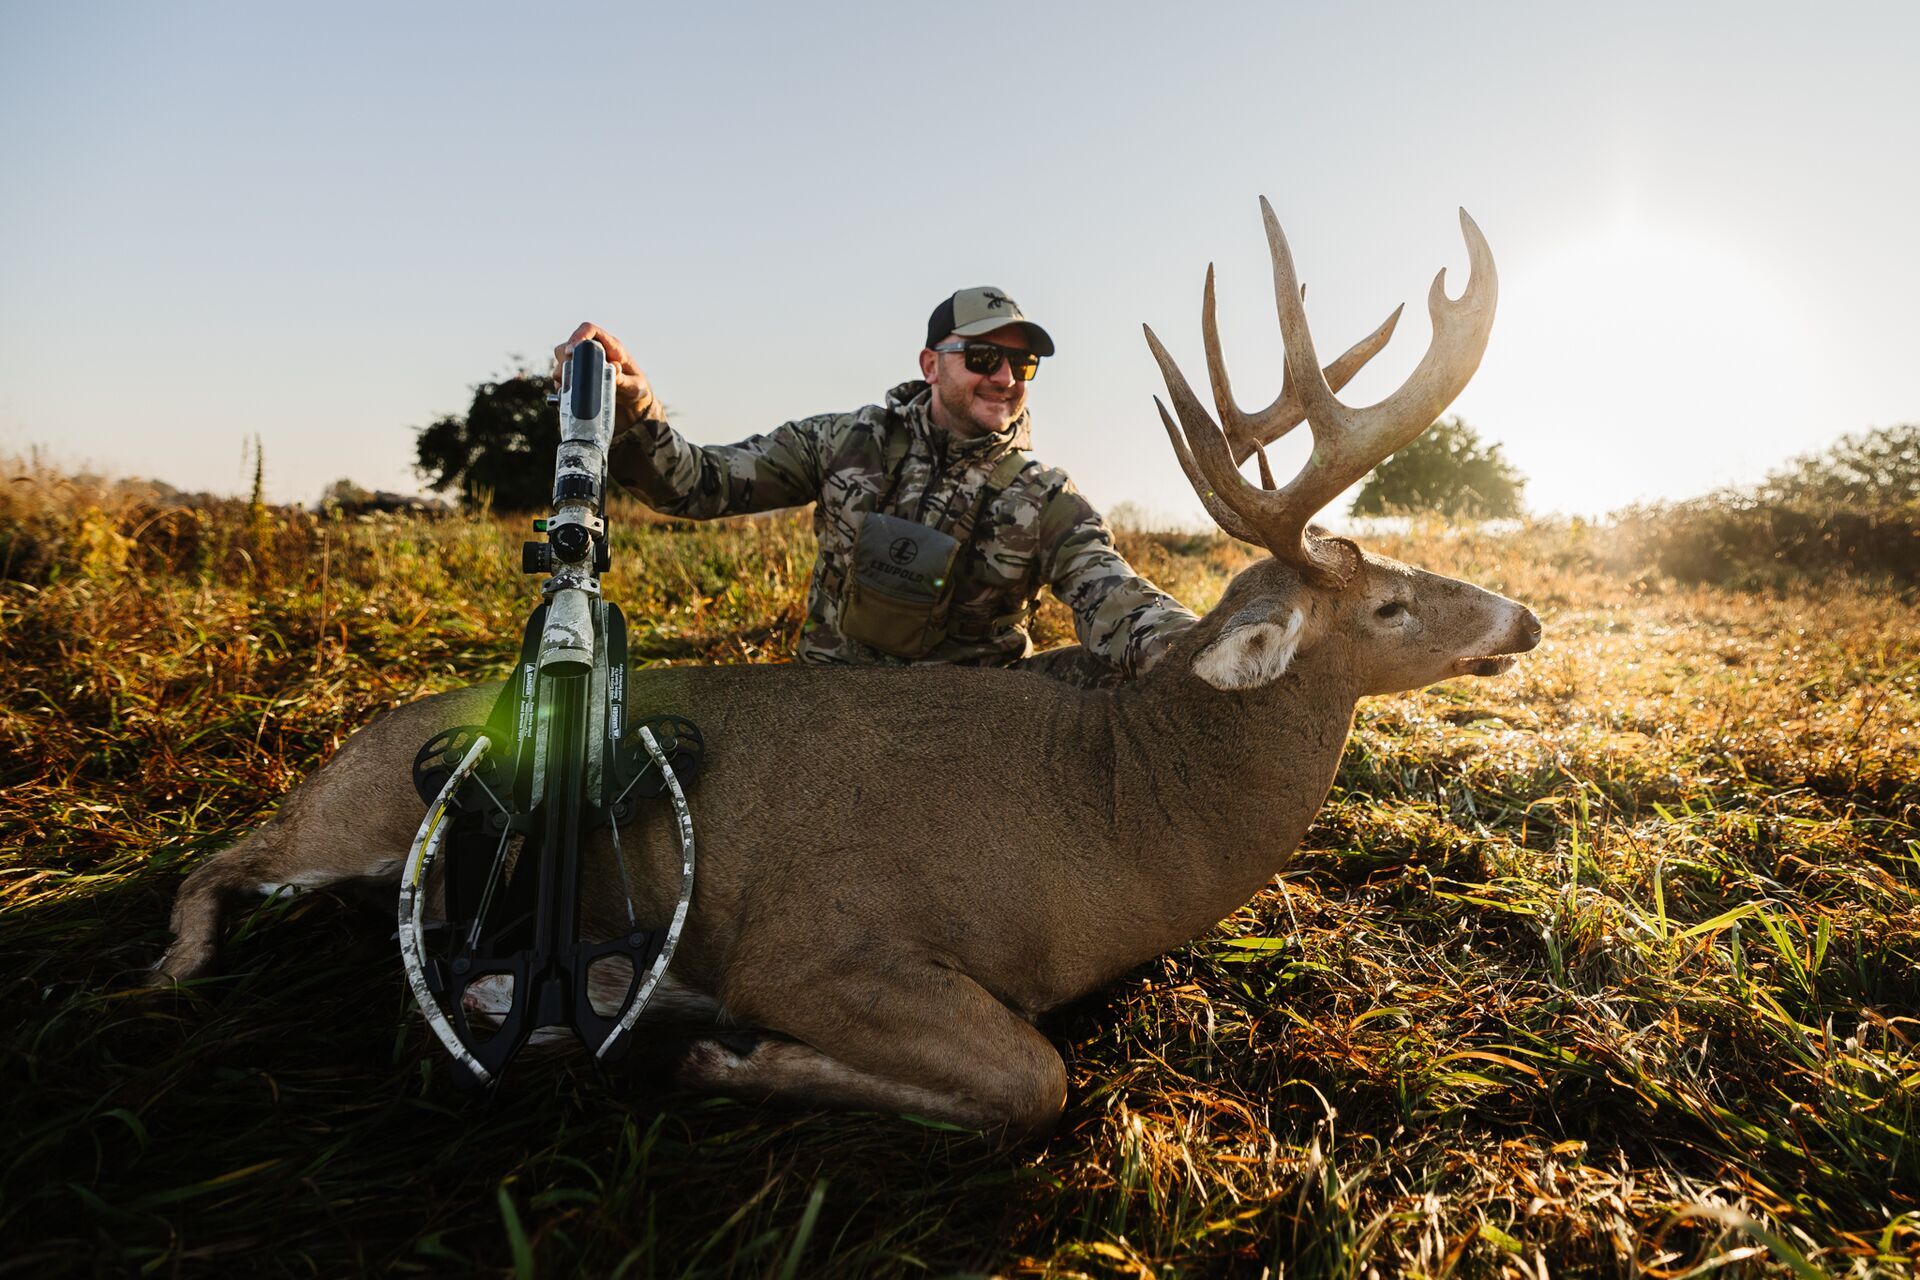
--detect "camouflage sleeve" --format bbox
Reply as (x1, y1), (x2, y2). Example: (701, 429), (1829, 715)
(1035, 482), (1200, 678)
(606, 413), (835, 518)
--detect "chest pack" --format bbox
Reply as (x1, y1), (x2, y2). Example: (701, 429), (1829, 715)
(839, 442), (1029, 659)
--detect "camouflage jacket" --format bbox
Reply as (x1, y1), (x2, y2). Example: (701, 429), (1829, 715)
(606, 381), (1197, 677)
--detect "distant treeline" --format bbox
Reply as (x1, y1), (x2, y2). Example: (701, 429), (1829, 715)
(6, 423), (1917, 595)
(1609, 423), (1920, 589)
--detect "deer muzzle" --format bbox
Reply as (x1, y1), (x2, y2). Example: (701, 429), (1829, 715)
(1450, 606), (1543, 677)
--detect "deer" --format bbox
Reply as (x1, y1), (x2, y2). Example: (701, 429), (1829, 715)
(154, 201), (1539, 1139)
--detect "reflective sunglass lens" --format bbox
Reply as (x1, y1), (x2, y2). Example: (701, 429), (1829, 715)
(958, 345), (1040, 381)
(961, 347), (1001, 375)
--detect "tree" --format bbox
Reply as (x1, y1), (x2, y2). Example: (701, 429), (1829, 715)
(319, 477), (373, 511)
(1758, 423), (1920, 509)
(414, 368), (558, 512)
(1349, 417), (1526, 519)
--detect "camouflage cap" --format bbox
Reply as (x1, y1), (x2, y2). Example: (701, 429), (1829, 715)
(926, 287), (1056, 357)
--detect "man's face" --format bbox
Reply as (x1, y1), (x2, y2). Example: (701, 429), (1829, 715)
(919, 324), (1033, 440)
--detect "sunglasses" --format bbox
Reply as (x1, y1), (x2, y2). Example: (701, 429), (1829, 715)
(930, 342), (1041, 382)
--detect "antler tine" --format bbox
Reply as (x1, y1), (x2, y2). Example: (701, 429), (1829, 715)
(1241, 302), (1406, 464)
(1201, 266), (1294, 469)
(1143, 323), (1270, 548)
(1206, 267), (1408, 468)
(1153, 398), (1266, 546)
(1264, 199), (1497, 499)
(1220, 199), (1498, 579)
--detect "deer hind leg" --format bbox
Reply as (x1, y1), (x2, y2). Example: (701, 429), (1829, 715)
(680, 963), (1068, 1141)
(155, 821), (329, 983)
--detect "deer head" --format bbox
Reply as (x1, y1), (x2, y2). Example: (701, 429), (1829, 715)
(1145, 200), (1539, 698)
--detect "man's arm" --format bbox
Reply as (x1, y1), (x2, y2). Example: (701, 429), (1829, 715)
(1035, 484), (1199, 678)
(554, 321), (829, 519)
(606, 413), (832, 519)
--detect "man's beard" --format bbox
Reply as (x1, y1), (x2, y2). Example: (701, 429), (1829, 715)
(933, 370), (1016, 437)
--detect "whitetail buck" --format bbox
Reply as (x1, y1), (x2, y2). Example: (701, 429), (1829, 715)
(156, 201), (1539, 1137)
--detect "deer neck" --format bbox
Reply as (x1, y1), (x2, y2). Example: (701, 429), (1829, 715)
(1096, 643), (1360, 953)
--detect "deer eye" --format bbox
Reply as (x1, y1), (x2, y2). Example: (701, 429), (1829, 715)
(1375, 601), (1407, 620)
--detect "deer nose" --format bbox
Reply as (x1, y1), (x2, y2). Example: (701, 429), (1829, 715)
(1517, 608), (1543, 651)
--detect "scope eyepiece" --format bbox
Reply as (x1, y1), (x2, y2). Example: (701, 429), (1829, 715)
(550, 521), (592, 562)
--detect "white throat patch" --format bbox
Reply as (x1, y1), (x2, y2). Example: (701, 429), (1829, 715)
(1193, 607), (1306, 691)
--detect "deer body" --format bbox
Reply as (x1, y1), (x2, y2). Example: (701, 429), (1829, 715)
(160, 554), (1534, 1135)
(157, 205), (1539, 1137)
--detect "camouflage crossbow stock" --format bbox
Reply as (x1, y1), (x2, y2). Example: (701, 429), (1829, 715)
(397, 339), (703, 1089)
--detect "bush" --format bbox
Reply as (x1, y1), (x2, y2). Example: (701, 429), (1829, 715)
(1609, 425), (1920, 589)
(1614, 496), (1920, 589)
(1761, 422), (1920, 507)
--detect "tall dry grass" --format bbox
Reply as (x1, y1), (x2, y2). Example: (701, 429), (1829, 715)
(3, 466), (1916, 1277)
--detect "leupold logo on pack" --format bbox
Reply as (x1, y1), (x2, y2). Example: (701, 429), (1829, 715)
(888, 537), (917, 566)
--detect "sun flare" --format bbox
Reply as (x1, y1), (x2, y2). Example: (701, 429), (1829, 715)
(1472, 220), (1823, 514)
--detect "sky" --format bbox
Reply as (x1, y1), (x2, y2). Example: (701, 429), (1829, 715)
(2, 1), (1915, 524)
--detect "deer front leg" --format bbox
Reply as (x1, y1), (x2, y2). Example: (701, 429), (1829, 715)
(680, 962), (1068, 1140)
(153, 686), (497, 983)
(152, 796), (422, 984)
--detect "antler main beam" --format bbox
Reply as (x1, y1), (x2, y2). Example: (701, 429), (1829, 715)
(1147, 199), (1498, 584)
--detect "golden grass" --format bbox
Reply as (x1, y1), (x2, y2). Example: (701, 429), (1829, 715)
(3, 466), (1915, 1277)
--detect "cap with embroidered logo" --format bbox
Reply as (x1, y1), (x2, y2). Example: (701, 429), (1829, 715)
(925, 287), (1055, 357)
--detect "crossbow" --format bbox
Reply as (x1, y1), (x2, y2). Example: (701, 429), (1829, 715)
(396, 339), (702, 1090)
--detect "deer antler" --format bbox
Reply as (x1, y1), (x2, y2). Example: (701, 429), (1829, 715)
(1203, 275), (1404, 468)
(1146, 199), (1497, 585)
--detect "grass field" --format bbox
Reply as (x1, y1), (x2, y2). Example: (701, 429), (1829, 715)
(3, 465), (1917, 1277)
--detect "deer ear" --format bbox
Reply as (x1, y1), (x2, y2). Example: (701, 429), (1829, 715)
(1193, 605), (1308, 691)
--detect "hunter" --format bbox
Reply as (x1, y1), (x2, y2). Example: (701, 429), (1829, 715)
(555, 288), (1196, 685)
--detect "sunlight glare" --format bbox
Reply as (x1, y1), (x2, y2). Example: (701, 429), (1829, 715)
(1471, 221), (1823, 514)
